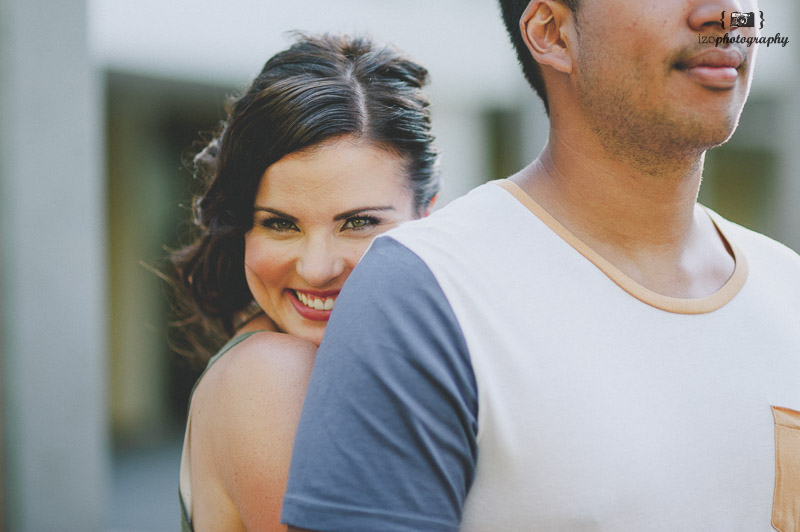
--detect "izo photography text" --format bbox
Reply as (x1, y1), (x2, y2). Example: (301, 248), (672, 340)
(699, 33), (789, 48)
(698, 10), (789, 48)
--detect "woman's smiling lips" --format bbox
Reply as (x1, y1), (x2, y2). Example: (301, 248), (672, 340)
(677, 48), (744, 89)
(287, 289), (340, 321)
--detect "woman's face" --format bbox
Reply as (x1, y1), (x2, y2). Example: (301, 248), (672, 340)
(244, 136), (420, 346)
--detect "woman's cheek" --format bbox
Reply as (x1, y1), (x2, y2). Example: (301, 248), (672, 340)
(244, 237), (291, 287)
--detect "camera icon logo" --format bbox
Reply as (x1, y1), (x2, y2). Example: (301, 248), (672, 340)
(730, 11), (755, 28)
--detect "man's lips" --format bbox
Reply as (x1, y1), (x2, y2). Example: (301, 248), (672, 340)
(680, 48), (743, 69)
(676, 48), (744, 89)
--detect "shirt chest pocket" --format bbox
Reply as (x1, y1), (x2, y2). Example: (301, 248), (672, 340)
(772, 406), (800, 532)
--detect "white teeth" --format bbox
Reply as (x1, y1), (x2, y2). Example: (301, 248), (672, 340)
(295, 291), (336, 311)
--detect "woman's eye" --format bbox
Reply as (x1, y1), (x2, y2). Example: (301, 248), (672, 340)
(260, 218), (298, 232)
(342, 216), (378, 231)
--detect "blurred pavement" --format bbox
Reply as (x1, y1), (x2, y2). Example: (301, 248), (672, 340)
(111, 436), (183, 532)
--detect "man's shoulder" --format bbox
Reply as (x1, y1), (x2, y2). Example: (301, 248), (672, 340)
(714, 212), (800, 271)
(350, 236), (448, 306)
(379, 179), (530, 263)
(387, 180), (520, 240)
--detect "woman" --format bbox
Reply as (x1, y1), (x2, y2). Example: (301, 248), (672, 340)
(173, 33), (439, 531)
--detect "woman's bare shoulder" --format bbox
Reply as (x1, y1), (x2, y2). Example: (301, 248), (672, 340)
(192, 326), (317, 427)
(201, 317), (316, 390)
(188, 323), (317, 530)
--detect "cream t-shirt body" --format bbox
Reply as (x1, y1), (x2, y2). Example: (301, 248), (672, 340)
(283, 180), (800, 532)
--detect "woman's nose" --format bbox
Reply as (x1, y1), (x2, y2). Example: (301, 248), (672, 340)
(295, 238), (347, 288)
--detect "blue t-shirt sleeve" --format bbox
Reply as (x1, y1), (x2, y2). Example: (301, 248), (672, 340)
(281, 236), (478, 532)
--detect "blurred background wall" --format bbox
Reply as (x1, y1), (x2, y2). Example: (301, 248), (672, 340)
(1, 0), (798, 530)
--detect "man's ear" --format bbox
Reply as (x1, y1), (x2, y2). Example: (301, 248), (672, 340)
(519, 0), (576, 74)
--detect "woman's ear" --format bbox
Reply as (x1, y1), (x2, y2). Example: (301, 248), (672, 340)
(421, 194), (438, 217)
(519, 0), (576, 74)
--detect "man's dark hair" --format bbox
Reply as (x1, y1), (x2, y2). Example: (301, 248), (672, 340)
(498, 0), (580, 113)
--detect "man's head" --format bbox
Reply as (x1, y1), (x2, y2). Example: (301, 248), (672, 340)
(498, 0), (758, 164)
(498, 0), (580, 114)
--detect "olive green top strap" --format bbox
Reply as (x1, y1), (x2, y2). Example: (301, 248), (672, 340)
(187, 330), (264, 404)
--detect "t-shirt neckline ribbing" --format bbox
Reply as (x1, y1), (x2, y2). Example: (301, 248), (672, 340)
(494, 179), (748, 315)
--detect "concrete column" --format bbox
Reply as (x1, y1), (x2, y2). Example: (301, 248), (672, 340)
(0, 0), (110, 530)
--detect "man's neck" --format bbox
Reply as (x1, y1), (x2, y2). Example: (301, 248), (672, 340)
(510, 133), (735, 299)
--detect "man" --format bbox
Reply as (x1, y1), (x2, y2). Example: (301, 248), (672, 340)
(282, 0), (800, 530)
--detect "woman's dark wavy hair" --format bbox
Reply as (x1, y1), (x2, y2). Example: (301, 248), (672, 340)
(171, 33), (439, 363)
(497, 0), (580, 114)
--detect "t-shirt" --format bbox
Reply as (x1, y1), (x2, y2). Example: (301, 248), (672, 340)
(282, 180), (800, 532)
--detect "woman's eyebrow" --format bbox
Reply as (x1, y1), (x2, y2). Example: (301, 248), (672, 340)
(333, 206), (395, 221)
(253, 207), (298, 222)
